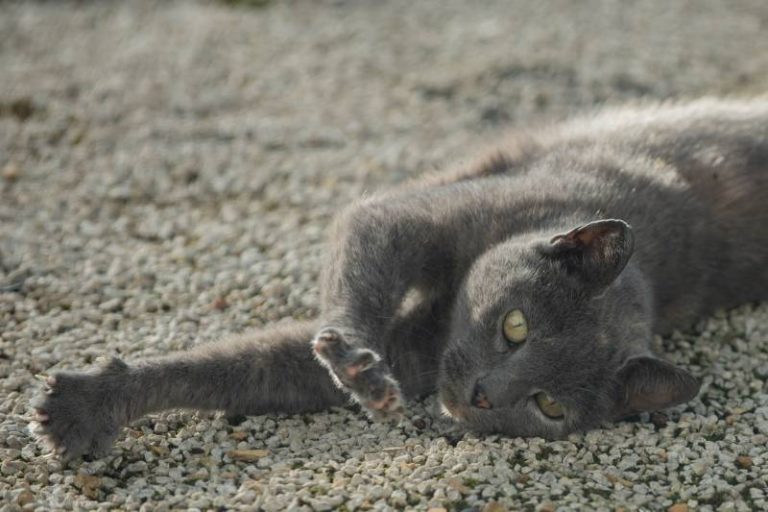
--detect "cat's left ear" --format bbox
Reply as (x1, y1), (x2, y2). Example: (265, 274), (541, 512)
(613, 356), (700, 418)
(541, 219), (634, 292)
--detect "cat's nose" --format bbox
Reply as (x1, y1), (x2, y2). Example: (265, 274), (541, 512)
(471, 381), (493, 409)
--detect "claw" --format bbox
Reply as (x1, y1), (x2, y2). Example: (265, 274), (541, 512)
(313, 330), (340, 345)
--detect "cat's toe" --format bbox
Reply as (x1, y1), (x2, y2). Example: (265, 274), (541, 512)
(350, 369), (405, 420)
(313, 328), (380, 382)
(312, 327), (351, 363)
(342, 350), (378, 379)
(363, 376), (405, 421)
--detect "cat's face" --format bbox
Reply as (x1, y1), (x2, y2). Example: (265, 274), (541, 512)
(437, 220), (700, 438)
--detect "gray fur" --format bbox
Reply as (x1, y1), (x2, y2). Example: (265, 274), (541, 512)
(32, 322), (346, 459)
(32, 98), (768, 459)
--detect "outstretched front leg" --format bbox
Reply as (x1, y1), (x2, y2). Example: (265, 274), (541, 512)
(314, 196), (454, 419)
(31, 321), (345, 461)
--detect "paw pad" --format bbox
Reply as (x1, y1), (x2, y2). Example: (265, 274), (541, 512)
(29, 370), (123, 461)
(313, 327), (405, 421)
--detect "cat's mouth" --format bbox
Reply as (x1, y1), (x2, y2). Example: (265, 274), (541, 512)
(439, 398), (470, 421)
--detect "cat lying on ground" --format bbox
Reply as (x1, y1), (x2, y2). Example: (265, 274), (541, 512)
(31, 98), (768, 460)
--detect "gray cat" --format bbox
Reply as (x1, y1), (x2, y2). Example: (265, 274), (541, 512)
(31, 98), (768, 460)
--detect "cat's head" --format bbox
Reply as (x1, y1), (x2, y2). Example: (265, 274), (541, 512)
(437, 219), (700, 438)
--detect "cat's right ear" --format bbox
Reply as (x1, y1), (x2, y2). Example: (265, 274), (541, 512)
(540, 219), (634, 292)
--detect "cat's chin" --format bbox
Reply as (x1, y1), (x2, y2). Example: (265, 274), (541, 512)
(439, 399), (470, 422)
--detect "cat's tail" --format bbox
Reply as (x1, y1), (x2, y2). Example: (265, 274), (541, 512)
(30, 320), (347, 460)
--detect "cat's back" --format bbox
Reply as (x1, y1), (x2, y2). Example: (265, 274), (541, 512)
(445, 98), (768, 315)
(547, 97), (767, 214)
(432, 97), (768, 195)
(539, 98), (768, 310)
(549, 97), (768, 148)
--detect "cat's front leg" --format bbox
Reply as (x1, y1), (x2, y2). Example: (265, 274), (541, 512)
(316, 198), (450, 419)
(31, 321), (345, 460)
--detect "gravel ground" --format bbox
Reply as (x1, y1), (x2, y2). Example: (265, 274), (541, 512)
(1, 0), (768, 510)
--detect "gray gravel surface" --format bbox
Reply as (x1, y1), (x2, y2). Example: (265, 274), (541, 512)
(1, 0), (768, 510)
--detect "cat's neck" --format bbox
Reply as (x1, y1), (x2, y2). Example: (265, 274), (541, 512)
(598, 261), (657, 357)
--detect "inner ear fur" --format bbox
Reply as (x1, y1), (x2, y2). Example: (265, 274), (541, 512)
(541, 219), (635, 291)
(614, 356), (700, 418)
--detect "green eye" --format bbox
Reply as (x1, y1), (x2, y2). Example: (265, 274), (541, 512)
(534, 392), (564, 419)
(503, 309), (528, 344)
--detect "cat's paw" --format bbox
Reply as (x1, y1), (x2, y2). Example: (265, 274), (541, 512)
(29, 358), (128, 461)
(312, 327), (405, 420)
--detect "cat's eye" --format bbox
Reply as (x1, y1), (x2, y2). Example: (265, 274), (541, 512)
(502, 309), (528, 344)
(534, 392), (564, 419)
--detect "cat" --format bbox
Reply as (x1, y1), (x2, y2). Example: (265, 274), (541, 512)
(31, 98), (768, 460)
